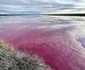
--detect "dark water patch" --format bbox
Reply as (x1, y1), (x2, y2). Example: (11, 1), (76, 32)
(76, 37), (85, 48)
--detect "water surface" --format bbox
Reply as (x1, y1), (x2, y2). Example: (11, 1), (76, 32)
(0, 15), (85, 70)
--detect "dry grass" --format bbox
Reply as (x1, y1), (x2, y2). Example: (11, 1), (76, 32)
(0, 40), (52, 70)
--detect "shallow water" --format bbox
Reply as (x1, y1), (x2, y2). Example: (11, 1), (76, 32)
(0, 15), (85, 70)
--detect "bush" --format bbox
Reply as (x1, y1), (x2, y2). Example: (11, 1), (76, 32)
(0, 40), (52, 70)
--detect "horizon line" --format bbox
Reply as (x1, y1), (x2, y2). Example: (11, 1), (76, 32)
(0, 13), (85, 16)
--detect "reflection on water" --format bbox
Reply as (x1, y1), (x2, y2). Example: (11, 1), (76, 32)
(0, 15), (85, 70)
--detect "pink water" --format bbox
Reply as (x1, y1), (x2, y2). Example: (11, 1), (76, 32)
(0, 16), (85, 70)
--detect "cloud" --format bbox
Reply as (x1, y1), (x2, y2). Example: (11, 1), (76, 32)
(0, 0), (84, 14)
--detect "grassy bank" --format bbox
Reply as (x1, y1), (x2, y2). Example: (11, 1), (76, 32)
(0, 40), (52, 70)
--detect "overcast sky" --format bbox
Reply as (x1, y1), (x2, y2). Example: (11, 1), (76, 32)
(0, 0), (85, 14)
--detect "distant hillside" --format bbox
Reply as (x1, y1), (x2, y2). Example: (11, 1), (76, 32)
(45, 13), (85, 16)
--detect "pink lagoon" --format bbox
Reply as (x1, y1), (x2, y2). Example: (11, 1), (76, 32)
(0, 16), (85, 70)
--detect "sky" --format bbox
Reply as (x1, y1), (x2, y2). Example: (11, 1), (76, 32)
(0, 0), (85, 14)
